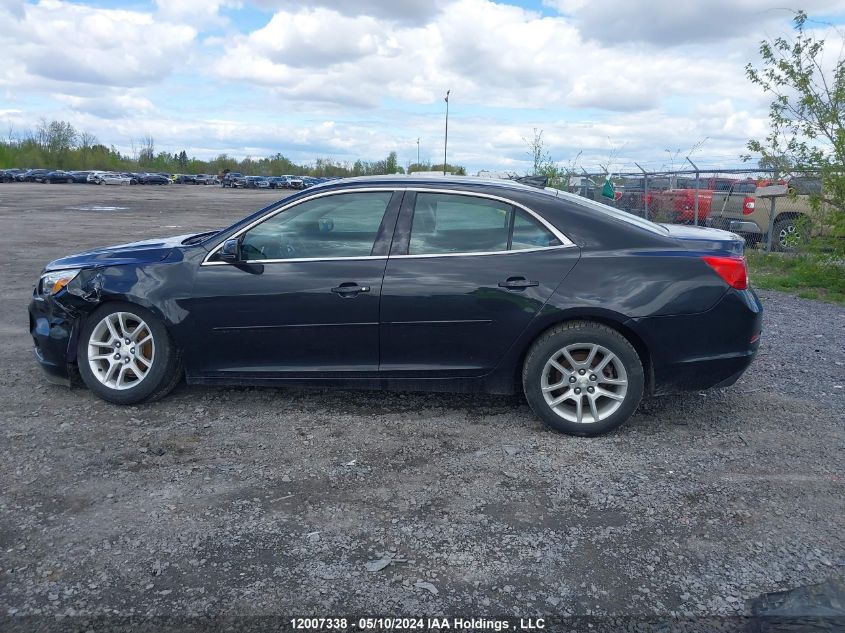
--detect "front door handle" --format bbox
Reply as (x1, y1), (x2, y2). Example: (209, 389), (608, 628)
(498, 277), (539, 290)
(331, 282), (370, 296)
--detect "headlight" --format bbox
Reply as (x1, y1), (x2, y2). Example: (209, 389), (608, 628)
(39, 269), (80, 296)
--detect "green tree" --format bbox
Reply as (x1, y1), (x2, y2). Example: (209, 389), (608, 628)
(525, 128), (551, 176)
(430, 163), (466, 175)
(524, 128), (564, 187)
(746, 10), (845, 254)
(0, 119), (442, 179)
(384, 151), (399, 174)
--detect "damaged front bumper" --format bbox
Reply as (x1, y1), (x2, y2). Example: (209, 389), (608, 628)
(28, 270), (104, 386)
(29, 294), (79, 386)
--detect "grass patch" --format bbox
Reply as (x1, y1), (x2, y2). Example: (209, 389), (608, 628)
(746, 250), (845, 305)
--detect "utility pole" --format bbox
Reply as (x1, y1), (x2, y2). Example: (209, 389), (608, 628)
(443, 90), (450, 176)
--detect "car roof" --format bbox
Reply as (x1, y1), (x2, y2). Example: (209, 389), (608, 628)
(310, 174), (545, 195)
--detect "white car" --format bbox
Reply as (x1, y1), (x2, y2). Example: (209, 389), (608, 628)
(99, 173), (137, 186)
(87, 171), (109, 184)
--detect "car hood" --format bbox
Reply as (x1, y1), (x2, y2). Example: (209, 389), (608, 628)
(44, 234), (196, 271)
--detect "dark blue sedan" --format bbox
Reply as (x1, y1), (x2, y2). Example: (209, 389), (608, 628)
(28, 176), (762, 435)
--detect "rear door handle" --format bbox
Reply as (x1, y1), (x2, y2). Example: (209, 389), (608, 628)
(331, 282), (370, 296)
(498, 277), (539, 290)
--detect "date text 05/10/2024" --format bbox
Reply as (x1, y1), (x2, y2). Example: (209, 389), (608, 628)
(290, 617), (546, 631)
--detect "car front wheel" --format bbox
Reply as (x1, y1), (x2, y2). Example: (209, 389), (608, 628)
(522, 321), (644, 436)
(77, 302), (182, 405)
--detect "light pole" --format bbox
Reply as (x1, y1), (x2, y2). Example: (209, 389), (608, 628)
(416, 137), (420, 167)
(443, 90), (450, 175)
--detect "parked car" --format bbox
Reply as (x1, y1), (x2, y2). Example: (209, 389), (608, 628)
(221, 172), (246, 188)
(99, 172), (137, 185)
(139, 173), (170, 185)
(43, 170), (76, 184)
(266, 176), (289, 189)
(87, 171), (108, 184)
(244, 176), (271, 189)
(648, 177), (756, 225)
(68, 171), (92, 183)
(28, 176), (762, 436)
(20, 169), (52, 183)
(1, 168), (24, 182)
(707, 177), (827, 251)
(194, 174), (218, 185)
(285, 175), (304, 189)
(173, 174), (197, 184)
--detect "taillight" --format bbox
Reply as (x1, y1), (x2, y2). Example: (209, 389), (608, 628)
(743, 197), (755, 215)
(702, 255), (748, 290)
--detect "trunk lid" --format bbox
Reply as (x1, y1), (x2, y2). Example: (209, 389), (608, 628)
(660, 223), (745, 255)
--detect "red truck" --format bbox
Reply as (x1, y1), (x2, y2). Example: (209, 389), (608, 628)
(649, 177), (756, 224)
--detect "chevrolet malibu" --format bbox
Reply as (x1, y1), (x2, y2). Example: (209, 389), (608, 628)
(28, 176), (762, 436)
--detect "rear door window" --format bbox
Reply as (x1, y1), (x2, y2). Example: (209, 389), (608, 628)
(408, 193), (562, 255)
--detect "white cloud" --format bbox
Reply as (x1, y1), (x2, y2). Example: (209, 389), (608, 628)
(54, 92), (158, 120)
(0, 0), (195, 90)
(247, 0), (451, 22)
(219, 0), (764, 115)
(544, 0), (845, 45)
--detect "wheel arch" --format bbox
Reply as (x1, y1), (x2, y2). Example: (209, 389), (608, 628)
(65, 294), (182, 363)
(773, 210), (806, 224)
(512, 311), (653, 395)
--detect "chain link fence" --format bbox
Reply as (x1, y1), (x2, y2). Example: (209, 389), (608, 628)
(562, 168), (823, 253)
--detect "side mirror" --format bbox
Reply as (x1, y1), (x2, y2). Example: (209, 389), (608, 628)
(220, 238), (241, 262)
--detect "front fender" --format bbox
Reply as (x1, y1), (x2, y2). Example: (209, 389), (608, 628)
(53, 249), (202, 350)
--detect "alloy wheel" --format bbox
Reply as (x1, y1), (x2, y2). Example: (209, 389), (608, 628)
(87, 312), (155, 390)
(541, 343), (628, 424)
(779, 223), (799, 250)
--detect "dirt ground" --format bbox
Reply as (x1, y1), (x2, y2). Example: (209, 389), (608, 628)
(0, 183), (843, 630)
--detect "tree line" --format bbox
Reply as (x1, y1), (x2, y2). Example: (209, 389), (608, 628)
(0, 120), (465, 177)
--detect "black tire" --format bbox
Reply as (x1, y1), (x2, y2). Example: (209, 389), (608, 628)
(772, 217), (803, 252)
(77, 302), (183, 405)
(522, 321), (644, 436)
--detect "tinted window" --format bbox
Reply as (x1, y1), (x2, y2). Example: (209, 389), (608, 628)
(239, 191), (392, 260)
(409, 193), (511, 255)
(408, 193), (562, 255)
(511, 210), (562, 250)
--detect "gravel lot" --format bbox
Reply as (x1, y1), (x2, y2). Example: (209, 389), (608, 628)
(1, 183), (843, 629)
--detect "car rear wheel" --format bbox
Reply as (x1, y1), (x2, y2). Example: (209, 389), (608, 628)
(773, 217), (803, 252)
(77, 302), (182, 405)
(522, 321), (644, 436)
